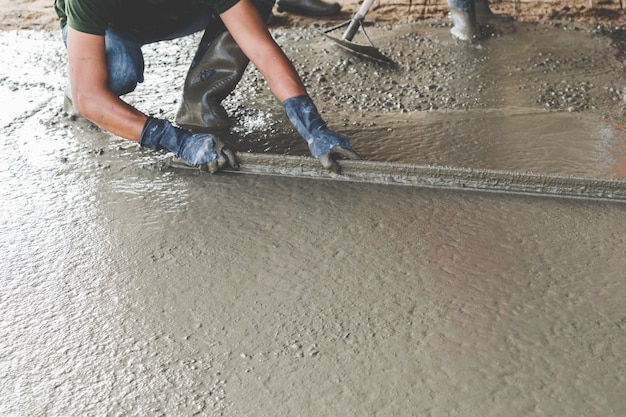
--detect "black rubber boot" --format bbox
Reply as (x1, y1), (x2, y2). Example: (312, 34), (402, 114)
(474, 0), (494, 18)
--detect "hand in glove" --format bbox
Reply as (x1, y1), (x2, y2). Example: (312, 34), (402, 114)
(283, 95), (360, 173)
(139, 117), (238, 173)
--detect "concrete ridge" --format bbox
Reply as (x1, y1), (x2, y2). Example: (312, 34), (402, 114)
(166, 152), (626, 202)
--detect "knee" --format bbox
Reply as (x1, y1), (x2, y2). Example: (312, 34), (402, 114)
(105, 31), (145, 96)
(107, 66), (142, 96)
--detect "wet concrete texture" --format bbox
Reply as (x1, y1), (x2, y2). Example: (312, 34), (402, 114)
(198, 21), (616, 183)
(1, 20), (626, 416)
(3, 20), (624, 179)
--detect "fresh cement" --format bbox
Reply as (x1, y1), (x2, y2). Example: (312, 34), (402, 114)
(1, 18), (626, 416)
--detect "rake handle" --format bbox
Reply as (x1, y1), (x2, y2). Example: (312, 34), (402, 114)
(342, 0), (375, 41)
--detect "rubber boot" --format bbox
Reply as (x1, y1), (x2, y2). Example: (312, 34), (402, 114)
(175, 30), (249, 131)
(474, 0), (494, 19)
(176, 0), (274, 132)
(447, 0), (478, 41)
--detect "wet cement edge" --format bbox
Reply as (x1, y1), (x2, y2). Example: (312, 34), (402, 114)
(164, 152), (626, 202)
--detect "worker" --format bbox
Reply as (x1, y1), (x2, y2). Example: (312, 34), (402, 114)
(54, 0), (358, 173)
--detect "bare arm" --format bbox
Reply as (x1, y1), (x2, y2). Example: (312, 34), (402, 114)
(66, 26), (147, 141)
(219, 0), (308, 102)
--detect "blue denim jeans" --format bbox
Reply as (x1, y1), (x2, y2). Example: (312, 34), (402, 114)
(62, 10), (214, 96)
(61, 0), (274, 97)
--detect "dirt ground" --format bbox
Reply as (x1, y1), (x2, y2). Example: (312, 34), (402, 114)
(1, 0), (624, 31)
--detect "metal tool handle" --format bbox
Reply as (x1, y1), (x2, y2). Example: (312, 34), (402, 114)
(342, 0), (375, 41)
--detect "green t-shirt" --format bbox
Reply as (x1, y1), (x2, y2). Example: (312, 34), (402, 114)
(54, 0), (240, 35)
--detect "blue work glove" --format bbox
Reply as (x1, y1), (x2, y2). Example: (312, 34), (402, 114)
(139, 117), (238, 173)
(283, 95), (360, 173)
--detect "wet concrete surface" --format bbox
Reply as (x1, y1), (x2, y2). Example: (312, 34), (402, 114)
(1, 19), (626, 416)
